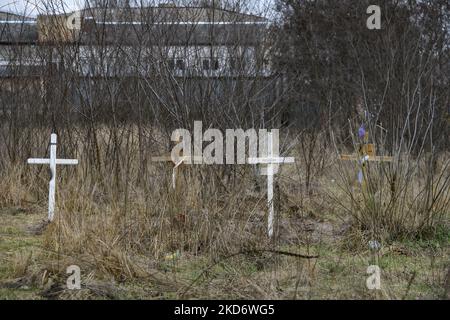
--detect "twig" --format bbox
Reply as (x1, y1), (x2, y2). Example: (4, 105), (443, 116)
(179, 248), (319, 297)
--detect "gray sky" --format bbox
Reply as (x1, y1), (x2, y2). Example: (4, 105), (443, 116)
(0, 1), (84, 16)
(0, 0), (275, 17)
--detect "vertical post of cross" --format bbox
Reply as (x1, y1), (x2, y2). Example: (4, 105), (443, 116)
(172, 136), (183, 190)
(48, 133), (57, 221)
(267, 132), (275, 238)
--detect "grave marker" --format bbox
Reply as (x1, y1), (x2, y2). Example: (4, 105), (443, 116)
(151, 155), (203, 190)
(341, 122), (393, 184)
(340, 144), (393, 184)
(248, 132), (295, 238)
(27, 133), (78, 221)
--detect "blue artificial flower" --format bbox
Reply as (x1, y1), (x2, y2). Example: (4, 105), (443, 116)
(358, 125), (366, 139)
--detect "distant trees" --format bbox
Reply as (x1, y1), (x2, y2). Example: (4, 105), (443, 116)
(274, 0), (449, 151)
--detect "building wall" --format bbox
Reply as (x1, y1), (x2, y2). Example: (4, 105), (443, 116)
(67, 44), (269, 78)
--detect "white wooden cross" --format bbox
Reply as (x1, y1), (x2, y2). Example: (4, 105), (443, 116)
(27, 134), (78, 222)
(248, 132), (295, 238)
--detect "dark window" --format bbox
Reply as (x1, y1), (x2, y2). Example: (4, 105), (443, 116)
(202, 58), (219, 71)
(176, 59), (185, 70)
(167, 59), (175, 70)
(167, 59), (185, 71)
(202, 59), (210, 70)
(212, 59), (219, 70)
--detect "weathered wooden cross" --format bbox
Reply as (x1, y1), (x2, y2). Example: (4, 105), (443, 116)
(248, 132), (295, 238)
(151, 155), (203, 190)
(27, 134), (78, 221)
(340, 124), (393, 184)
(340, 143), (393, 184)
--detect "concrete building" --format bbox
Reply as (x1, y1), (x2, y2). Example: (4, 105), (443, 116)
(0, 5), (276, 122)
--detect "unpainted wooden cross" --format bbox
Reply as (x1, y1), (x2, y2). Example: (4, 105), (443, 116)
(151, 154), (202, 190)
(340, 143), (393, 185)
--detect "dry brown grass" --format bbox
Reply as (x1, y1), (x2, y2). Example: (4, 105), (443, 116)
(0, 127), (448, 299)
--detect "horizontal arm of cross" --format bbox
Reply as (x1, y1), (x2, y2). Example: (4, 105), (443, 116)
(27, 158), (79, 165)
(248, 157), (295, 165)
(151, 155), (206, 164)
(340, 155), (393, 162)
